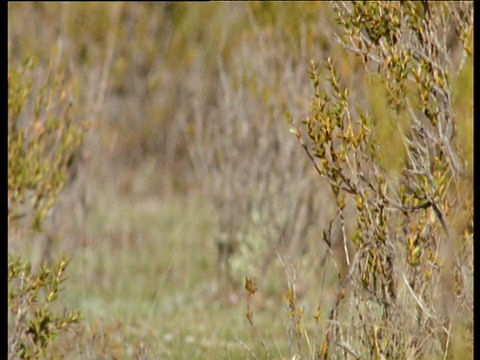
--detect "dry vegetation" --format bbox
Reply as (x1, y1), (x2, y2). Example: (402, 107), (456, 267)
(8, 2), (472, 359)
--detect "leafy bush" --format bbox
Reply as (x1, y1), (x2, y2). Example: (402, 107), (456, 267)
(285, 1), (473, 358)
(8, 53), (84, 231)
(8, 49), (84, 359)
(8, 256), (80, 359)
(7, 3), (473, 358)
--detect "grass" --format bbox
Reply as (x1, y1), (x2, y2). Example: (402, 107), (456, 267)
(8, 159), (332, 359)
(8, 166), (399, 359)
(22, 174), (300, 359)
(8, 3), (472, 359)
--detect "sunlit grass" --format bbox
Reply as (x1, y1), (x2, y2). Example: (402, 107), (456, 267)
(9, 2), (472, 359)
(41, 185), (294, 358)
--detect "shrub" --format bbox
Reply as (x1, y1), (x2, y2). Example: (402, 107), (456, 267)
(287, 1), (473, 358)
(8, 256), (80, 359)
(179, 4), (332, 287)
(8, 48), (84, 359)
(8, 53), (84, 231)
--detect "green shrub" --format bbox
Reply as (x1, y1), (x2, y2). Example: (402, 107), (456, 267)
(8, 48), (84, 359)
(8, 256), (80, 359)
(285, 1), (473, 358)
(8, 53), (84, 231)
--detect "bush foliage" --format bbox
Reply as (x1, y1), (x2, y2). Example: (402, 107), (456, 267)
(8, 255), (80, 359)
(8, 2), (472, 359)
(8, 54), (84, 231)
(285, 1), (473, 358)
(8, 48), (84, 359)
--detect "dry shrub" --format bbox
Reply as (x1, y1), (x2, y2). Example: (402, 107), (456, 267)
(287, 2), (473, 358)
(178, 6), (341, 287)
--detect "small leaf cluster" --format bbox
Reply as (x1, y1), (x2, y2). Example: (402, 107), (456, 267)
(8, 255), (81, 359)
(8, 53), (84, 231)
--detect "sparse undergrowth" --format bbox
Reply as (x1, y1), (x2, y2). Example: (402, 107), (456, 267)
(8, 2), (472, 359)
(8, 52), (85, 358)
(280, 1), (473, 358)
(8, 256), (80, 359)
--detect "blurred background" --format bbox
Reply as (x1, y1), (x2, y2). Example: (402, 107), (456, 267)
(8, 2), (472, 359)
